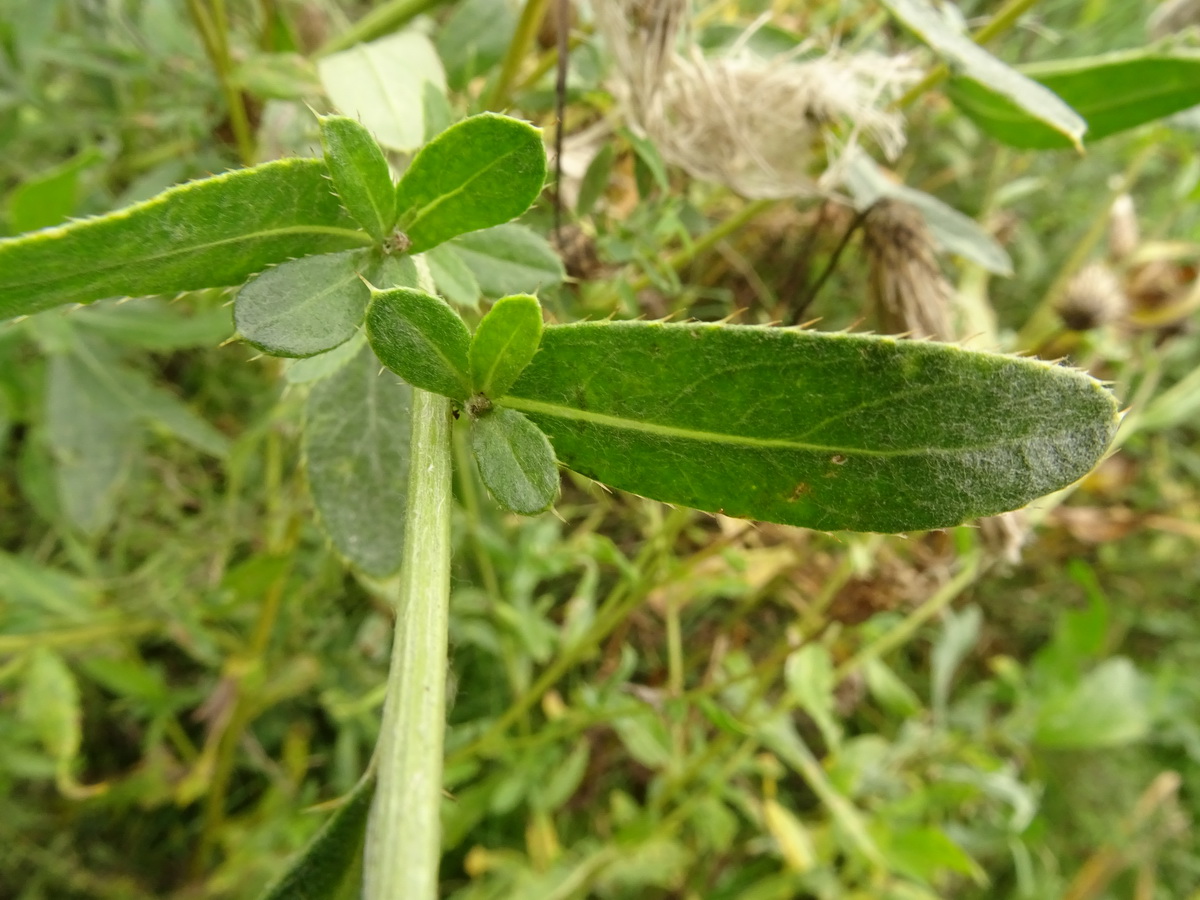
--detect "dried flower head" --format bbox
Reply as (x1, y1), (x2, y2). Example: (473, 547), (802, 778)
(1058, 262), (1128, 331)
(863, 199), (955, 340)
(593, 0), (918, 198)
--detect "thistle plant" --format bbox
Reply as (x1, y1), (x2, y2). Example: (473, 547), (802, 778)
(0, 110), (1120, 897)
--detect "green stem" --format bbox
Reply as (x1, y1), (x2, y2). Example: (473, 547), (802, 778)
(487, 0), (551, 110)
(895, 0), (1042, 109)
(363, 390), (454, 900)
(317, 0), (451, 57)
(186, 0), (256, 165)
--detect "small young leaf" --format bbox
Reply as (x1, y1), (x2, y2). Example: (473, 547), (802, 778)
(0, 158), (370, 320)
(880, 0), (1086, 149)
(424, 244), (481, 309)
(450, 224), (565, 298)
(471, 408), (559, 515)
(236, 250), (372, 358)
(469, 294), (543, 398)
(395, 113), (547, 253)
(20, 647), (83, 786)
(305, 345), (411, 577)
(256, 774), (376, 900)
(502, 322), (1120, 533)
(365, 287), (472, 399)
(319, 115), (398, 242)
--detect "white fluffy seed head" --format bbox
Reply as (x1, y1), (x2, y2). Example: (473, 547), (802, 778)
(593, 0), (919, 198)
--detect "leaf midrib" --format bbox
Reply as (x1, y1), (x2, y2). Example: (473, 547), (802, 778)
(402, 145), (525, 237)
(500, 396), (1067, 459)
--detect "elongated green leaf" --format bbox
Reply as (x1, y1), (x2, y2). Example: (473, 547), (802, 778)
(256, 774), (376, 900)
(319, 115), (397, 242)
(469, 294), (543, 398)
(880, 0), (1086, 149)
(947, 49), (1200, 150)
(395, 113), (548, 254)
(472, 408), (559, 515)
(424, 244), (480, 309)
(502, 322), (1119, 533)
(365, 287), (472, 400)
(317, 31), (447, 153)
(45, 352), (139, 535)
(236, 250), (372, 358)
(450, 224), (565, 298)
(0, 158), (370, 320)
(304, 345), (411, 577)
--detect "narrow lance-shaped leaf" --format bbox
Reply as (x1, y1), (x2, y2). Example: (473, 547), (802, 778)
(256, 774), (376, 900)
(472, 407), (559, 515)
(501, 322), (1119, 533)
(304, 345), (412, 578)
(947, 48), (1200, 150)
(319, 114), (397, 242)
(0, 158), (372, 320)
(879, 0), (1087, 149)
(394, 113), (548, 254)
(365, 287), (472, 400)
(469, 293), (543, 398)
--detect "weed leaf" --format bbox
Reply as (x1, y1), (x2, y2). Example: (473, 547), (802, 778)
(450, 224), (565, 298)
(365, 287), (472, 400)
(0, 159), (370, 319)
(502, 322), (1119, 533)
(305, 345), (411, 577)
(471, 408), (559, 515)
(236, 250), (373, 358)
(395, 113), (547, 253)
(256, 774), (376, 900)
(881, 0), (1086, 149)
(319, 115), (398, 242)
(469, 293), (543, 398)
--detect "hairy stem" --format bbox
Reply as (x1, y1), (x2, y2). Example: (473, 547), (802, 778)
(363, 390), (454, 900)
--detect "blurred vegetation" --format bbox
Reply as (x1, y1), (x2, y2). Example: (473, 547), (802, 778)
(2, 0), (1199, 898)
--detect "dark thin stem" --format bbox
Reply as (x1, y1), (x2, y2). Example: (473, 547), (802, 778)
(789, 204), (874, 325)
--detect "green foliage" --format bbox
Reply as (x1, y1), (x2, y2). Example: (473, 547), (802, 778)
(235, 250), (374, 357)
(365, 286), (473, 400)
(0, 159), (371, 318)
(947, 48), (1200, 149)
(304, 344), (412, 577)
(468, 293), (543, 398)
(394, 114), (549, 253)
(255, 775), (375, 900)
(471, 407), (559, 515)
(502, 322), (1118, 531)
(319, 115), (398, 243)
(880, 0), (1087, 148)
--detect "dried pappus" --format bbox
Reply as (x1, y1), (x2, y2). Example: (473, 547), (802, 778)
(593, 0), (919, 198)
(863, 199), (955, 340)
(1058, 262), (1128, 331)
